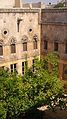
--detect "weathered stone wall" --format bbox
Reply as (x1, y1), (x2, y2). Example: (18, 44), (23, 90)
(41, 8), (67, 80)
(0, 0), (22, 8)
(0, 9), (41, 74)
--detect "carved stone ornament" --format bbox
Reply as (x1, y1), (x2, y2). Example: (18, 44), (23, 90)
(0, 39), (3, 45)
(10, 37), (16, 44)
(33, 34), (38, 41)
(21, 35), (28, 43)
(1, 28), (9, 37)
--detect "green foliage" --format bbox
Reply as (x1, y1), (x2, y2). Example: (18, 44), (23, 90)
(54, 2), (64, 8)
(0, 53), (66, 119)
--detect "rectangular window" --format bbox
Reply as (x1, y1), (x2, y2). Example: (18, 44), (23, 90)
(33, 40), (37, 49)
(11, 44), (16, 53)
(0, 45), (3, 56)
(10, 64), (17, 73)
(44, 40), (48, 50)
(22, 61), (27, 75)
(32, 59), (35, 72)
(63, 64), (67, 80)
(54, 42), (58, 51)
(22, 62), (24, 75)
(17, 21), (19, 32)
(23, 42), (27, 51)
(65, 43), (67, 53)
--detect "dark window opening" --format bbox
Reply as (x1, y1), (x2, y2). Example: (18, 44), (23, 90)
(32, 59), (35, 72)
(44, 40), (48, 50)
(17, 22), (19, 32)
(11, 44), (16, 53)
(22, 62), (24, 75)
(33, 39), (37, 49)
(23, 42), (27, 51)
(54, 42), (58, 51)
(65, 43), (67, 53)
(22, 61), (27, 75)
(17, 19), (22, 32)
(10, 64), (17, 73)
(0, 45), (3, 56)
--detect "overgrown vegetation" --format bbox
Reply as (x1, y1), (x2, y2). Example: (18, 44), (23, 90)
(0, 53), (66, 119)
(54, 2), (64, 8)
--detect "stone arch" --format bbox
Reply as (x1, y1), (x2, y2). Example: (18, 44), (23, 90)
(10, 37), (16, 44)
(33, 34), (38, 41)
(33, 34), (38, 50)
(21, 35), (28, 43)
(0, 39), (3, 45)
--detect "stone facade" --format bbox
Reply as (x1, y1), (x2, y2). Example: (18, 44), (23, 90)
(0, 0), (67, 80)
(41, 8), (67, 80)
(0, 0), (22, 8)
(0, 8), (41, 75)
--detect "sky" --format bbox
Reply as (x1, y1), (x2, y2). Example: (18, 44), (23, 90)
(23, 0), (60, 4)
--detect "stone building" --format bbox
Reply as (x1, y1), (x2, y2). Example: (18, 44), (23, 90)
(41, 9), (67, 80)
(0, 0), (41, 75)
(0, 0), (67, 81)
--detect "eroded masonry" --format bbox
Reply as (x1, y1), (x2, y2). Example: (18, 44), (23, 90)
(0, 0), (67, 80)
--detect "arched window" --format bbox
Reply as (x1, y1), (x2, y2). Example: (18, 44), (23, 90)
(11, 44), (16, 53)
(10, 38), (16, 54)
(0, 40), (3, 56)
(33, 35), (38, 49)
(23, 42), (27, 51)
(21, 35), (28, 51)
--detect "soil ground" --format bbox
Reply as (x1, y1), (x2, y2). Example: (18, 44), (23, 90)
(43, 109), (67, 119)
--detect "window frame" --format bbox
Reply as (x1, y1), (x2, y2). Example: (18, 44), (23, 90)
(11, 43), (16, 54)
(22, 61), (27, 75)
(33, 38), (38, 50)
(23, 42), (27, 51)
(44, 40), (48, 50)
(54, 41), (58, 52)
(10, 64), (17, 73)
(0, 45), (3, 56)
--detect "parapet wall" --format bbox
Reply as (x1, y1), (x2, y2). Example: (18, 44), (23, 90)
(41, 8), (67, 25)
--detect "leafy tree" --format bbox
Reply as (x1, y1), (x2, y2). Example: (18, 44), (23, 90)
(54, 2), (64, 8)
(0, 53), (66, 119)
